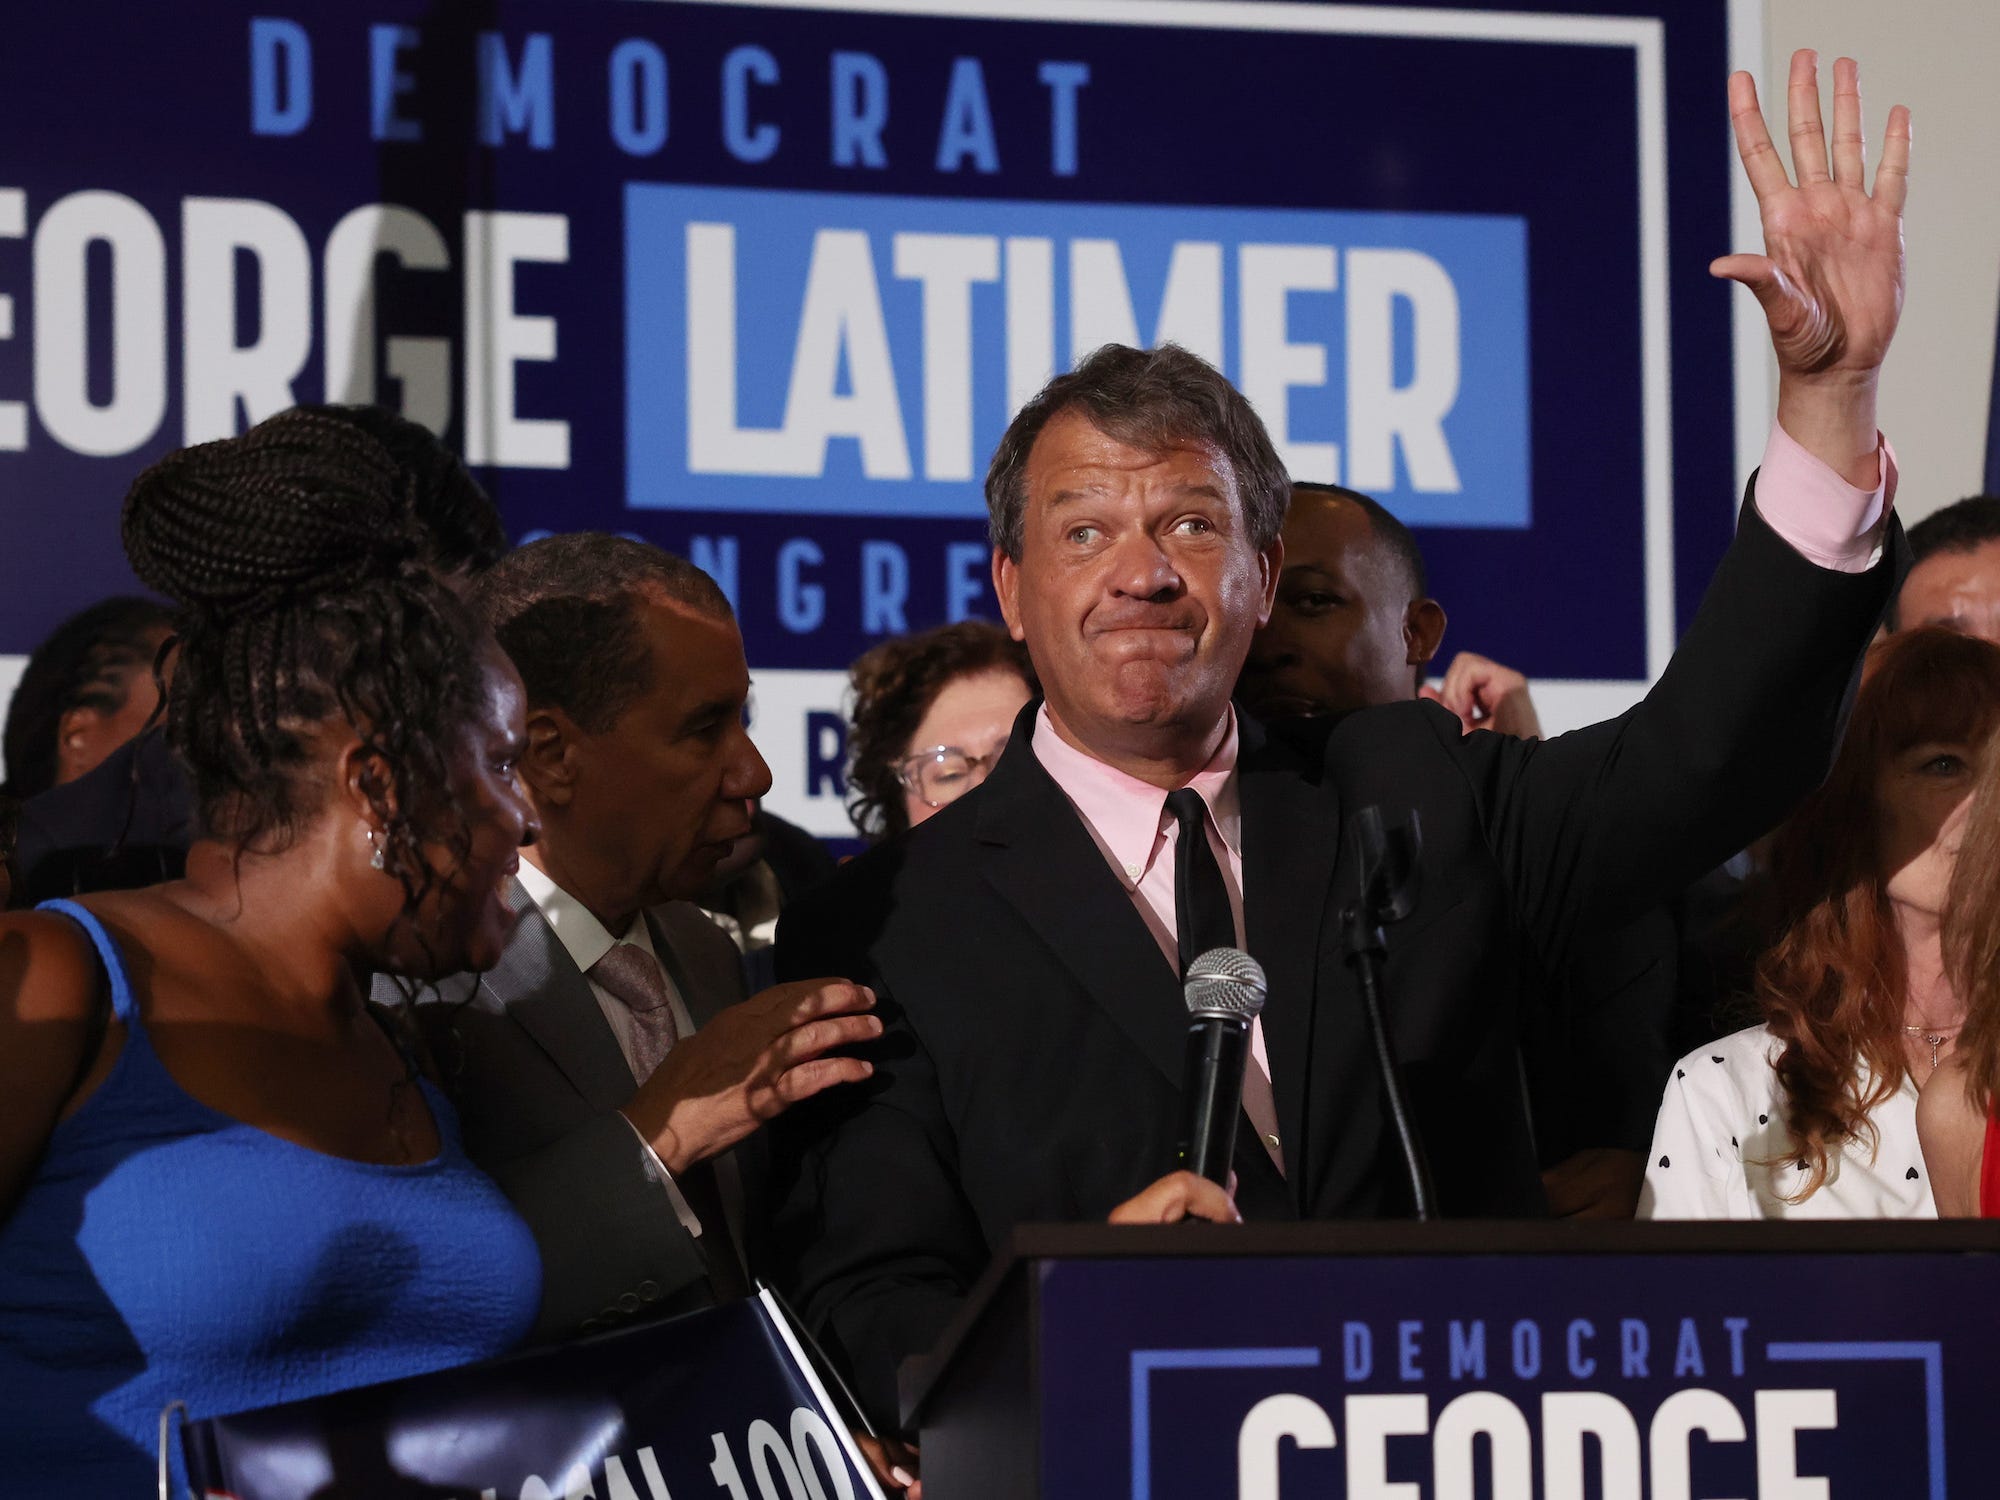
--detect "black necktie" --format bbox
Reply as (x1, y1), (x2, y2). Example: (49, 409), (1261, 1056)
(1165, 788), (1235, 976)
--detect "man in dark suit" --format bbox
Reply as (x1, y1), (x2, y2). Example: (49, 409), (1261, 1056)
(1238, 480), (1678, 1219)
(771, 52), (1913, 1435)
(385, 534), (876, 1339)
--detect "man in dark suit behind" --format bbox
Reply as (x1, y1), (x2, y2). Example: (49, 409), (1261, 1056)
(770, 53), (1913, 1441)
(1237, 480), (1680, 1218)
(384, 535), (877, 1339)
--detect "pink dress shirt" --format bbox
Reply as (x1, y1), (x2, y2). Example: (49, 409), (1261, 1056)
(1023, 420), (1895, 1188)
(1032, 705), (1287, 1174)
(1755, 422), (1897, 570)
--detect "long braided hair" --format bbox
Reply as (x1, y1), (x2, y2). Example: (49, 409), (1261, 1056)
(119, 410), (490, 922)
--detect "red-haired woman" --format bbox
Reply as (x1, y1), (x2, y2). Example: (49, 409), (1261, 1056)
(1916, 729), (2000, 1213)
(1640, 627), (2000, 1218)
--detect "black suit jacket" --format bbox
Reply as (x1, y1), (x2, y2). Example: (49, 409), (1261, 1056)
(376, 891), (756, 1341)
(770, 495), (1900, 1425)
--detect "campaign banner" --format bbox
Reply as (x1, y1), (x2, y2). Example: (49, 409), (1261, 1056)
(180, 1290), (887, 1500)
(1035, 1245), (1993, 1499)
(0, 0), (1744, 833)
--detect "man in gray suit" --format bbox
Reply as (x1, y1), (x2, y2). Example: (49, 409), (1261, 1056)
(389, 534), (876, 1339)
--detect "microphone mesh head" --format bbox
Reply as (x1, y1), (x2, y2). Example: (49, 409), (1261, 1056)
(1184, 947), (1268, 1018)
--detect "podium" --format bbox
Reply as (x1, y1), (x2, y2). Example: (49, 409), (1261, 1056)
(903, 1221), (2000, 1500)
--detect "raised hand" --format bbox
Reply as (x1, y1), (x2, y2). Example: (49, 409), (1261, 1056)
(1715, 51), (1910, 484)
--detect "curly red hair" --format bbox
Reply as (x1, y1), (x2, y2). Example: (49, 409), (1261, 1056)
(1757, 627), (2000, 1200)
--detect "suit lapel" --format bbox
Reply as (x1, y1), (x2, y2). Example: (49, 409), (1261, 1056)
(974, 708), (1187, 1090)
(1237, 718), (1344, 1204)
(487, 879), (636, 1110)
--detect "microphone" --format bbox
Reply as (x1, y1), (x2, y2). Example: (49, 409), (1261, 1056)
(1176, 948), (1268, 1186)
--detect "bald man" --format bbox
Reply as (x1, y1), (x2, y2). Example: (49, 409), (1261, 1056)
(1238, 482), (1542, 737)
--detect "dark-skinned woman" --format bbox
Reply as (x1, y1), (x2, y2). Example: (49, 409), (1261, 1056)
(0, 412), (542, 1491)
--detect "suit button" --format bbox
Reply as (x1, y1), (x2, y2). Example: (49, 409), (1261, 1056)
(619, 1292), (642, 1313)
(1265, 1134), (1282, 1150)
(581, 1318), (603, 1334)
(601, 1306), (622, 1324)
(639, 1280), (661, 1301)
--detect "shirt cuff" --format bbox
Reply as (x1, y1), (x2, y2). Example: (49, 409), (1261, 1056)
(1753, 421), (1898, 573)
(619, 1111), (705, 1240)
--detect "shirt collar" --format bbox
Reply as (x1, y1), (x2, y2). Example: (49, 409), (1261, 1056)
(1031, 705), (1242, 886)
(514, 856), (657, 976)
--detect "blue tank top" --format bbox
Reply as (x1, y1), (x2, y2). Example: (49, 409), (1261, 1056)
(0, 902), (542, 1495)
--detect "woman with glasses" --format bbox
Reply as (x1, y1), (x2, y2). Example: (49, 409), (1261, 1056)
(845, 621), (1037, 841)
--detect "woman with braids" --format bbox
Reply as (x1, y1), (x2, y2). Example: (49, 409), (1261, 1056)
(0, 412), (541, 1491)
(1916, 734), (2000, 1214)
(844, 620), (1037, 842)
(1639, 627), (2000, 1219)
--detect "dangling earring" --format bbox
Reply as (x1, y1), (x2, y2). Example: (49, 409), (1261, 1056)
(365, 826), (386, 872)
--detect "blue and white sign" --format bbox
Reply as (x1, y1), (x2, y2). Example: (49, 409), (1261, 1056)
(628, 185), (1529, 527)
(1012, 1237), (2000, 1499)
(181, 1291), (886, 1500)
(0, 0), (1748, 835)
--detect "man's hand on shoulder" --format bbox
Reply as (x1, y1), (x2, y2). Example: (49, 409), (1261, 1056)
(1421, 652), (1543, 739)
(620, 978), (878, 1175)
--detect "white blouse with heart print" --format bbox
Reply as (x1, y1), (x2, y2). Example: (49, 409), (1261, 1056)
(1637, 1022), (1936, 1220)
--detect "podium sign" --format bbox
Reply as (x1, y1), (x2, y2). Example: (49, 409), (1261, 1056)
(910, 1223), (2000, 1500)
(182, 1291), (885, 1500)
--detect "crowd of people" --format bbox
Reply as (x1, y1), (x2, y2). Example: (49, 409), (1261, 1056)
(2, 46), (1997, 1495)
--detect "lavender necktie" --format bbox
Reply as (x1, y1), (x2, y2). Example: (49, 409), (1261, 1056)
(590, 941), (681, 1081)
(588, 940), (749, 1298)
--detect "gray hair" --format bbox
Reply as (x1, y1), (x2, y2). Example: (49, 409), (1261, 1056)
(983, 344), (1292, 560)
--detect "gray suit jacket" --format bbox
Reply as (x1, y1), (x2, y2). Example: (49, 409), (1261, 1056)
(378, 887), (750, 1341)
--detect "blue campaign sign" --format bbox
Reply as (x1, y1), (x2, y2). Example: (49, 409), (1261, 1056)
(1021, 1237), (1994, 1499)
(626, 184), (1530, 527)
(0, 0), (1743, 830)
(181, 1291), (886, 1500)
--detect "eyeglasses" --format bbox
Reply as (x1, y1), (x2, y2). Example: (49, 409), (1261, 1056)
(896, 744), (1007, 810)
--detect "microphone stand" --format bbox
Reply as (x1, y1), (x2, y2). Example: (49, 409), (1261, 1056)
(1340, 805), (1439, 1222)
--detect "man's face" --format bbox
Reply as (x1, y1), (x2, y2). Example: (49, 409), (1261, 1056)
(992, 410), (1280, 760)
(1238, 493), (1434, 716)
(555, 596), (772, 914)
(1898, 539), (2000, 642)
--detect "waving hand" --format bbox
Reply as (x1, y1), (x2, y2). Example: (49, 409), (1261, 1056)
(1715, 51), (1910, 485)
